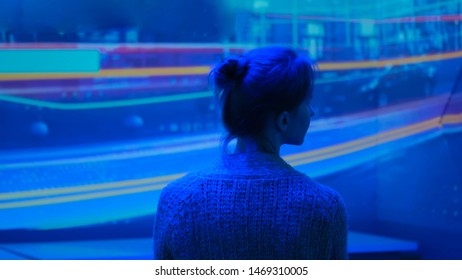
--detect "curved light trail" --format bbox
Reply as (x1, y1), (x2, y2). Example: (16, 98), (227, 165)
(0, 110), (460, 210)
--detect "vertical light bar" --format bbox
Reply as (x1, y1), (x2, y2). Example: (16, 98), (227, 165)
(292, 0), (299, 48)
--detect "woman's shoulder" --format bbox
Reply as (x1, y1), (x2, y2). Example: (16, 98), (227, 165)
(156, 172), (205, 215)
(160, 172), (203, 195)
(306, 177), (343, 199)
(293, 176), (346, 212)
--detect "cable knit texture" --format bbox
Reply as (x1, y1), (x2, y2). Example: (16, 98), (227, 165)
(154, 151), (348, 260)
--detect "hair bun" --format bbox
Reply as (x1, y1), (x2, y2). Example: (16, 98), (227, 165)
(220, 57), (248, 81)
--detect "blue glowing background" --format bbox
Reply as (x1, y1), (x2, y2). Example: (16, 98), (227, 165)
(0, 0), (461, 260)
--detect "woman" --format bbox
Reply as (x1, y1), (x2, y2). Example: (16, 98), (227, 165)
(154, 46), (348, 259)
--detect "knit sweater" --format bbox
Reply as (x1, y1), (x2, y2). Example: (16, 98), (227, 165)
(154, 151), (348, 260)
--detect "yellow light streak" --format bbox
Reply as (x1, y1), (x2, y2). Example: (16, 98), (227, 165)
(0, 113), (460, 209)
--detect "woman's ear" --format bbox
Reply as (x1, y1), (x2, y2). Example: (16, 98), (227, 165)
(276, 111), (290, 132)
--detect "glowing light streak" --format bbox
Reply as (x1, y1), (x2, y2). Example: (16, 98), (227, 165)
(266, 14), (462, 24)
(318, 51), (462, 70)
(288, 118), (440, 166)
(0, 174), (185, 201)
(0, 51), (460, 110)
(441, 113), (462, 125)
(0, 184), (166, 210)
(0, 91), (212, 110)
(1, 113), (460, 209)
(0, 50), (460, 83)
(0, 66), (210, 81)
(0, 67), (385, 96)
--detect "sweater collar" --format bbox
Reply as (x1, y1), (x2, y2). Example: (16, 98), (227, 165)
(204, 151), (299, 177)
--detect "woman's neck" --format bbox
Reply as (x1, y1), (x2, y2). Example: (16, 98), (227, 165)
(234, 136), (281, 155)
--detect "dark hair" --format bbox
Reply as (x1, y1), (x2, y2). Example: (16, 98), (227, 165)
(210, 46), (316, 149)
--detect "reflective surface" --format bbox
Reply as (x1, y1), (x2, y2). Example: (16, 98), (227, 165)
(0, 0), (461, 259)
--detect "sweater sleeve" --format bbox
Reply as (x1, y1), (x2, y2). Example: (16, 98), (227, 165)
(153, 188), (174, 260)
(329, 195), (348, 259)
(153, 173), (199, 259)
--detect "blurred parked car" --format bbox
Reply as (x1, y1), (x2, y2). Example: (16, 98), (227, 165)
(298, 63), (437, 118)
(359, 63), (436, 107)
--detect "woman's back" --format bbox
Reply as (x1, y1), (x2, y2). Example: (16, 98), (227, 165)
(154, 152), (347, 259)
(154, 46), (348, 259)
